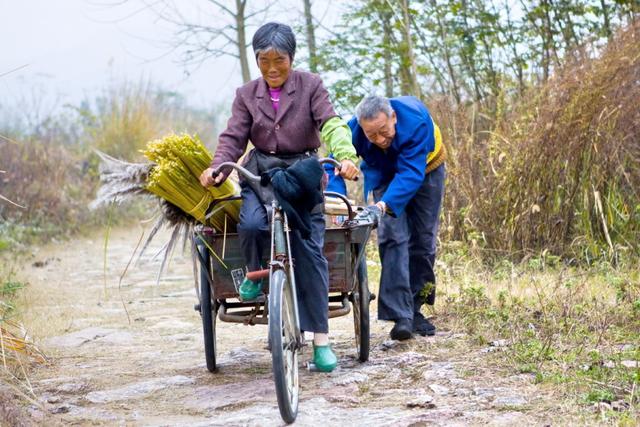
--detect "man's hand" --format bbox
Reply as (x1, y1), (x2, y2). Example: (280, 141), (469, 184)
(374, 200), (386, 213)
(199, 167), (225, 187)
(338, 159), (359, 181)
(356, 203), (384, 227)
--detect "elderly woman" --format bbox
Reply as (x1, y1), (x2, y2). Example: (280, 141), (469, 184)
(199, 22), (358, 372)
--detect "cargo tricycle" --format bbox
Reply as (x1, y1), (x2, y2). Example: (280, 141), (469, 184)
(193, 158), (378, 424)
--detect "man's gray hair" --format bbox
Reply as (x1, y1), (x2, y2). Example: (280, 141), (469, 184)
(252, 22), (296, 61)
(355, 96), (394, 121)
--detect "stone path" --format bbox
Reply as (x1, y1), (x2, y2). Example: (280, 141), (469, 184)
(17, 227), (551, 426)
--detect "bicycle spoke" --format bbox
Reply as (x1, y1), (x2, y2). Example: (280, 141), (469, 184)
(285, 343), (298, 400)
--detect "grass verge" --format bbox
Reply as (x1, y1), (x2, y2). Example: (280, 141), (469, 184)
(0, 261), (47, 423)
(432, 243), (639, 424)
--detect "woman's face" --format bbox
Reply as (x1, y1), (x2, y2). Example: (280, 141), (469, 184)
(257, 49), (292, 88)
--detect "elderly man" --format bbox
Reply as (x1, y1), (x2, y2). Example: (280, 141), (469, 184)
(347, 95), (446, 340)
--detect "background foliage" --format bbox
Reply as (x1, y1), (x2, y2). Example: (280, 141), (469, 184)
(318, 1), (639, 263)
(0, 82), (223, 250)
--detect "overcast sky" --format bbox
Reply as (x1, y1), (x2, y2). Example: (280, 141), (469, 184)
(0, 0), (343, 114)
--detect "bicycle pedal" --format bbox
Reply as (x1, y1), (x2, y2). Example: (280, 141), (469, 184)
(238, 295), (266, 303)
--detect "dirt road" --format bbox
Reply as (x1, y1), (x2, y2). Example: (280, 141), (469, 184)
(17, 226), (552, 426)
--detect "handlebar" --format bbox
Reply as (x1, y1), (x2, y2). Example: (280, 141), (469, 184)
(322, 157), (359, 182)
(209, 158), (377, 228)
(320, 157), (341, 169)
(211, 157), (355, 182)
(212, 162), (261, 184)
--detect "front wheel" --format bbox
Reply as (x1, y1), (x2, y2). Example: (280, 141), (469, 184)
(268, 269), (299, 424)
(353, 258), (370, 362)
(198, 243), (217, 372)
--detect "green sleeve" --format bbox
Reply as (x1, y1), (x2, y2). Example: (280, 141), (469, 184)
(320, 116), (358, 162)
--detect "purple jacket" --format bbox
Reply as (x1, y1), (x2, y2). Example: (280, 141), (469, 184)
(211, 70), (338, 176)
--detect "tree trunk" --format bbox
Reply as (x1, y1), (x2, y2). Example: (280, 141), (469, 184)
(541, 0), (560, 76)
(459, 0), (483, 102)
(236, 0), (251, 83)
(400, 0), (422, 98)
(430, 0), (461, 104)
(599, 0), (612, 37)
(302, 0), (318, 73)
(382, 9), (394, 97)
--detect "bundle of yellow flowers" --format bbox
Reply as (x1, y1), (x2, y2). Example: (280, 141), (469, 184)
(143, 133), (240, 231)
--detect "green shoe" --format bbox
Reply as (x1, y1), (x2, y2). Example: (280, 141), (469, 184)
(313, 344), (338, 373)
(239, 278), (262, 301)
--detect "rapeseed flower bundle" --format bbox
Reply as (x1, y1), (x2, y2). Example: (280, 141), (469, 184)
(143, 133), (240, 231)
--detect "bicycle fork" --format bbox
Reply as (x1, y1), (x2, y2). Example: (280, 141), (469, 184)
(270, 205), (304, 349)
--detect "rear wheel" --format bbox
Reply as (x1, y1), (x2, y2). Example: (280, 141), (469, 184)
(198, 244), (217, 372)
(268, 269), (299, 424)
(353, 258), (370, 362)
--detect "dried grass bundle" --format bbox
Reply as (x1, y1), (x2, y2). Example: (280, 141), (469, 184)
(92, 133), (241, 232)
(91, 133), (240, 285)
(142, 133), (240, 230)
(89, 151), (153, 209)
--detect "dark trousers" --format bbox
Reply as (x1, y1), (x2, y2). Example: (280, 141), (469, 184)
(237, 185), (329, 333)
(373, 164), (445, 321)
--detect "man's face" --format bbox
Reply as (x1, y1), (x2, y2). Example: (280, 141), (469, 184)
(359, 111), (397, 149)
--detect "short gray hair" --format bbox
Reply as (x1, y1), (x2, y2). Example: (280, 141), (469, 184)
(355, 96), (394, 121)
(252, 22), (296, 61)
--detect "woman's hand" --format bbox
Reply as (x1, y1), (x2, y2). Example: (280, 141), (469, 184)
(338, 159), (359, 181)
(199, 167), (225, 187)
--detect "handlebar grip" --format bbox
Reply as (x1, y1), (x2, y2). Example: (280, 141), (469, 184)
(319, 157), (359, 181)
(211, 162), (261, 183)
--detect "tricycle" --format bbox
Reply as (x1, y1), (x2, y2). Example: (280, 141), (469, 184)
(192, 158), (378, 424)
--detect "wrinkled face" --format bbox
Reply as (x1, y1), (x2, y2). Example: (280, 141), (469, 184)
(257, 49), (292, 88)
(359, 111), (397, 149)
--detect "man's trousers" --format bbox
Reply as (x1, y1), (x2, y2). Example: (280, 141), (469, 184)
(372, 164), (445, 321)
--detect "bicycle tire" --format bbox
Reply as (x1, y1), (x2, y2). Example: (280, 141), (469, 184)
(353, 258), (370, 362)
(199, 246), (217, 372)
(268, 269), (299, 424)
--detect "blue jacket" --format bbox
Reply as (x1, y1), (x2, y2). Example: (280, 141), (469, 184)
(348, 96), (435, 216)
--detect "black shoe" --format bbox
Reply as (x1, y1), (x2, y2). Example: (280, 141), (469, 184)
(413, 313), (436, 336)
(390, 318), (413, 341)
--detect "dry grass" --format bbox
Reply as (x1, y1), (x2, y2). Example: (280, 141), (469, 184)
(0, 81), (222, 251)
(434, 21), (640, 263)
(0, 265), (47, 421)
(0, 137), (90, 231)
